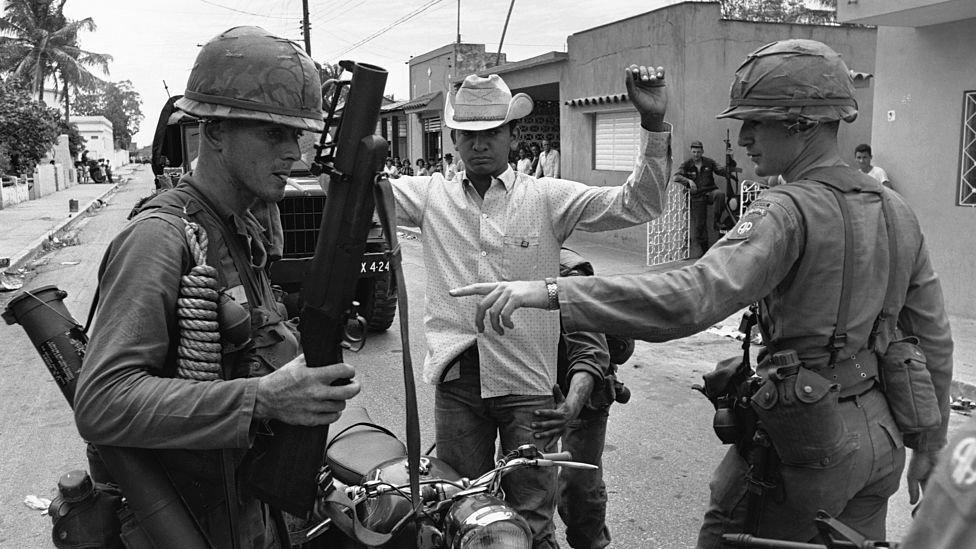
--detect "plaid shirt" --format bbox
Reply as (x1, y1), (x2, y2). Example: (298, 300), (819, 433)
(393, 129), (671, 397)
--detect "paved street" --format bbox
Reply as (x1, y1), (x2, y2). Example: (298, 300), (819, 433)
(0, 165), (970, 547)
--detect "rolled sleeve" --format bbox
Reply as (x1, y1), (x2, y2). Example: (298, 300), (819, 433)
(562, 329), (610, 385)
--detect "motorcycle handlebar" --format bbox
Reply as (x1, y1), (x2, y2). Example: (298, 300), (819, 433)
(539, 451), (572, 461)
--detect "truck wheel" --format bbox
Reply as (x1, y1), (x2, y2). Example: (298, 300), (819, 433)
(365, 273), (397, 332)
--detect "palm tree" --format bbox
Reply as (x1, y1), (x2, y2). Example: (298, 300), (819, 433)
(0, 0), (111, 118)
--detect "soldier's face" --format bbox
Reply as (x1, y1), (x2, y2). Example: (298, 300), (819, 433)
(221, 120), (302, 203)
(737, 119), (799, 178)
(690, 147), (703, 161)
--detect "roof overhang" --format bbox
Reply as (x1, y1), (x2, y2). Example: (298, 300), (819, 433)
(565, 93), (630, 107)
(402, 91), (443, 113)
(837, 0), (976, 27)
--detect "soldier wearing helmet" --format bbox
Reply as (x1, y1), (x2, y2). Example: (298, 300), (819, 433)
(451, 39), (953, 547)
(74, 27), (360, 547)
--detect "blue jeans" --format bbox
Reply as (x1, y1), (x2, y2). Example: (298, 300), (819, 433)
(558, 407), (611, 549)
(696, 386), (905, 548)
(435, 358), (560, 549)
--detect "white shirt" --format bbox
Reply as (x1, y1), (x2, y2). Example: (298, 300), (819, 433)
(866, 165), (890, 186)
(535, 149), (560, 178)
(392, 129), (671, 397)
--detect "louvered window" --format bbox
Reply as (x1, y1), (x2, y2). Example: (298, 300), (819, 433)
(423, 116), (441, 133)
(594, 111), (640, 171)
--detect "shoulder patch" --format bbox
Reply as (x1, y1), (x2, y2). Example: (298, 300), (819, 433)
(726, 203), (768, 240)
(950, 436), (976, 490)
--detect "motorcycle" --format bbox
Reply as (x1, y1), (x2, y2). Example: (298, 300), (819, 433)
(297, 404), (595, 549)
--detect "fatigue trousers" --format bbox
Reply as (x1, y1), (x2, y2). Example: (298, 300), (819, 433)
(558, 406), (611, 549)
(697, 386), (905, 548)
(691, 190), (726, 257)
(435, 356), (560, 549)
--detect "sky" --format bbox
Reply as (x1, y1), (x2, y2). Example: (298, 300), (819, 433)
(61, 0), (680, 149)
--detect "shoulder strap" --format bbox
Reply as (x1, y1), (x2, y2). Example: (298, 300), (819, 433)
(868, 191), (901, 349)
(824, 185), (854, 366)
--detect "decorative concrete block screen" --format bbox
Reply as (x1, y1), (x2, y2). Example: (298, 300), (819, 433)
(959, 91), (976, 207)
(646, 182), (690, 266)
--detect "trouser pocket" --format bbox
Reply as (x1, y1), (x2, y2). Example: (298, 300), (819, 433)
(751, 364), (849, 467)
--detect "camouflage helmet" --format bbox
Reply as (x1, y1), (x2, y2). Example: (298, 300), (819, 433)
(716, 39), (858, 124)
(175, 26), (324, 132)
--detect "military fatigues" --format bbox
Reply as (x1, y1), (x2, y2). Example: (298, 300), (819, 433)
(556, 166), (953, 546)
(900, 414), (976, 549)
(75, 177), (299, 548)
(556, 248), (614, 549)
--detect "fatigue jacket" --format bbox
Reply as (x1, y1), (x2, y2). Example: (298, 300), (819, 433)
(75, 178), (297, 548)
(558, 166), (953, 451)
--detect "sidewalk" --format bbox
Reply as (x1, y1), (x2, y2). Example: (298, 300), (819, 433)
(398, 226), (976, 402)
(0, 166), (138, 270)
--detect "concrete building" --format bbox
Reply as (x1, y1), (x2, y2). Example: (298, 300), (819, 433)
(72, 115), (115, 161)
(402, 1), (877, 256)
(837, 0), (976, 318)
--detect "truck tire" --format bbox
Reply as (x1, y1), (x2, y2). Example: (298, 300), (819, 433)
(364, 273), (397, 332)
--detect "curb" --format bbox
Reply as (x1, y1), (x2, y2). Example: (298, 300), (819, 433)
(5, 183), (120, 271)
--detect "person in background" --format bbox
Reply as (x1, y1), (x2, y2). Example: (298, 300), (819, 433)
(854, 143), (891, 189)
(415, 158), (429, 177)
(517, 147), (533, 174)
(535, 139), (560, 178)
(443, 153), (460, 181)
(673, 140), (734, 257)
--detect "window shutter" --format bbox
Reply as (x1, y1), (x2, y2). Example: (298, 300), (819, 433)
(594, 111), (640, 171)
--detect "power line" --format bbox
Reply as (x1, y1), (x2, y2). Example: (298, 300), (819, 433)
(197, 0), (295, 20)
(330, 0), (448, 59)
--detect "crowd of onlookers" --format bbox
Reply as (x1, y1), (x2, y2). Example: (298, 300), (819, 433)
(383, 139), (561, 182)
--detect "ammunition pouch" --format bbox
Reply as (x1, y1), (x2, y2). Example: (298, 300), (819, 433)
(878, 337), (941, 433)
(750, 363), (850, 467)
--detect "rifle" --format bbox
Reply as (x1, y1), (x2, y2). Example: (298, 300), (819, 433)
(717, 128), (741, 233)
(241, 60), (390, 516)
(722, 510), (899, 548)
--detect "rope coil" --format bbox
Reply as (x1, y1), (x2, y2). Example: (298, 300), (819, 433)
(176, 220), (224, 381)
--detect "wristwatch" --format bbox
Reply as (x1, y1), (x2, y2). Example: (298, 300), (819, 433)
(544, 277), (559, 310)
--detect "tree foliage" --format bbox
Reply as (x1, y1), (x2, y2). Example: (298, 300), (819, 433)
(0, 0), (111, 113)
(722, 0), (837, 25)
(73, 79), (143, 150)
(0, 81), (61, 175)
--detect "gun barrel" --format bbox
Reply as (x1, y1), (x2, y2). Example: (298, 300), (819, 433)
(722, 534), (826, 548)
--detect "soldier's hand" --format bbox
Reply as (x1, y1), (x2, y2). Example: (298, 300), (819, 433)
(450, 280), (549, 335)
(907, 448), (941, 504)
(253, 354), (361, 425)
(625, 64), (667, 131)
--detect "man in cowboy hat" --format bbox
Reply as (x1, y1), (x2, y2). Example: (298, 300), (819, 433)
(390, 67), (672, 547)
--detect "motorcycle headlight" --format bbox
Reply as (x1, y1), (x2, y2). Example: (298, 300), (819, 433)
(444, 493), (531, 549)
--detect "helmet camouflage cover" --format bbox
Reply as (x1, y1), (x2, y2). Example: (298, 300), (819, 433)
(175, 26), (324, 132)
(717, 39), (858, 124)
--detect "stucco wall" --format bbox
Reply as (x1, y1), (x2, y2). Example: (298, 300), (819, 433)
(871, 20), (976, 317)
(561, 1), (876, 250)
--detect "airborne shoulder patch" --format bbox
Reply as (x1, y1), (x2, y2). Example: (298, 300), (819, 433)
(726, 201), (770, 241)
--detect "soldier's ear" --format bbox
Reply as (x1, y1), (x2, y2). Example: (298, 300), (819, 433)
(201, 120), (225, 150)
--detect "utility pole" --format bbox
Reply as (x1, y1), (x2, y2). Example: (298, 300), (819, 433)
(494, 0), (515, 68)
(453, 0), (460, 79)
(302, 0), (312, 55)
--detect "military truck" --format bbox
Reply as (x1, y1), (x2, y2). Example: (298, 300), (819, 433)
(149, 95), (398, 331)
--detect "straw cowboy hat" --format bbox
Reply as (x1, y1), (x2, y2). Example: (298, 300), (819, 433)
(444, 74), (534, 131)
